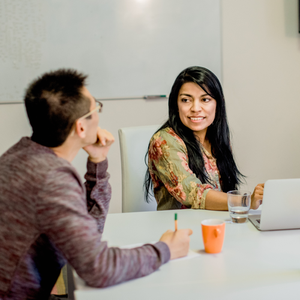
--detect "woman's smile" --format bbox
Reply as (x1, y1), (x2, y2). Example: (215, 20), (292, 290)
(189, 116), (205, 122)
(177, 82), (216, 141)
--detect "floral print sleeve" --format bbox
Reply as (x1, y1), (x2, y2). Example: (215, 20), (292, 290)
(148, 128), (221, 210)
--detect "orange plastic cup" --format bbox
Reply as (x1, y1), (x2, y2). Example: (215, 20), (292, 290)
(201, 219), (225, 254)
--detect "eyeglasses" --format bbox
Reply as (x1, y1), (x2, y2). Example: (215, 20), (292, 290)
(79, 100), (103, 120)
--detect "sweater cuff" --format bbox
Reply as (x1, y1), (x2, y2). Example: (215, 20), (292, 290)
(199, 188), (211, 209)
(86, 158), (108, 180)
(152, 241), (171, 265)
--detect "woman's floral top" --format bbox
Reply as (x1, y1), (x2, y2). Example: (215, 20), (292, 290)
(148, 127), (221, 210)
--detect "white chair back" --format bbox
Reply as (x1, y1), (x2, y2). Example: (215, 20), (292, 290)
(118, 125), (160, 212)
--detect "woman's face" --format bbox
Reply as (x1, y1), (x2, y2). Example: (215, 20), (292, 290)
(177, 82), (216, 141)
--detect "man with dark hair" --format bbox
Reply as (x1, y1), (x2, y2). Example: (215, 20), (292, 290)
(0, 69), (192, 300)
(25, 69), (91, 147)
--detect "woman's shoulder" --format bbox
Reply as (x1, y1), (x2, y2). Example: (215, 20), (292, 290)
(151, 127), (186, 148)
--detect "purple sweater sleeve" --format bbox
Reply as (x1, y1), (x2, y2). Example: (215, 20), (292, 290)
(84, 159), (111, 233)
(37, 158), (170, 288)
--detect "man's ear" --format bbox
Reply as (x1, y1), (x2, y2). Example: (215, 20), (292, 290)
(74, 119), (87, 138)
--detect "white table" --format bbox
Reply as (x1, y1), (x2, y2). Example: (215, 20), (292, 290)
(73, 209), (300, 300)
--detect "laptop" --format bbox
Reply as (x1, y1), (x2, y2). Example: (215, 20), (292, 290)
(248, 178), (300, 231)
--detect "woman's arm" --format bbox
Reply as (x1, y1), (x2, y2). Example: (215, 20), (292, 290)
(206, 184), (265, 210)
(205, 190), (228, 210)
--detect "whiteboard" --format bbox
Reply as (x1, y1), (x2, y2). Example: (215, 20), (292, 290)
(0, 0), (221, 103)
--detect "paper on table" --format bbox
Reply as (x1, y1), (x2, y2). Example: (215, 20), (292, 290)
(172, 249), (201, 261)
(120, 242), (200, 261)
(249, 208), (262, 215)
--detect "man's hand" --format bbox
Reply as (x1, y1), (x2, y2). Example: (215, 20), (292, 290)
(159, 228), (193, 260)
(83, 127), (115, 163)
(250, 183), (264, 209)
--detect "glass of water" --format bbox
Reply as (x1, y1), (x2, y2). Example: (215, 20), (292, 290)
(227, 190), (251, 223)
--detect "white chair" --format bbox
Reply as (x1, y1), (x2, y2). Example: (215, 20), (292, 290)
(118, 125), (160, 212)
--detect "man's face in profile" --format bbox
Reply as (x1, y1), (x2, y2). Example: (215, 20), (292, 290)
(81, 86), (100, 145)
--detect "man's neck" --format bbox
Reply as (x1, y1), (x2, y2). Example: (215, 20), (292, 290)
(50, 139), (81, 162)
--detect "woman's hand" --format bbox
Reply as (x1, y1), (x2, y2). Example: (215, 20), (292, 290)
(250, 183), (264, 209)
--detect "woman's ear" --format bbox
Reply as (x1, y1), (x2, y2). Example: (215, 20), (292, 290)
(74, 119), (86, 139)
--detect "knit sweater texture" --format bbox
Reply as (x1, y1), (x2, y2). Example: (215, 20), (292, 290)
(0, 137), (170, 300)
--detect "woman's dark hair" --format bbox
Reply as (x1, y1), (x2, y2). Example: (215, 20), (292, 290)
(144, 66), (244, 202)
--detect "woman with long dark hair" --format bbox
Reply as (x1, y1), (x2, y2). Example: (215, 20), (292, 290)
(145, 66), (264, 210)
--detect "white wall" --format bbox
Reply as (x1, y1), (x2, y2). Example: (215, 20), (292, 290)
(0, 104), (31, 152)
(222, 0), (300, 192)
(1, 0), (300, 213)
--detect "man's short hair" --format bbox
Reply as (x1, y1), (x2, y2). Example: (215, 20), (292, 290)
(24, 69), (91, 147)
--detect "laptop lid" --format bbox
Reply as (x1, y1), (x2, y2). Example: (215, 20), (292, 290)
(259, 178), (300, 231)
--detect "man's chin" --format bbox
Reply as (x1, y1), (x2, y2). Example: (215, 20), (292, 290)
(82, 137), (97, 148)
(93, 135), (98, 144)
